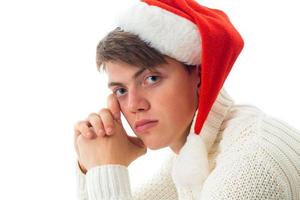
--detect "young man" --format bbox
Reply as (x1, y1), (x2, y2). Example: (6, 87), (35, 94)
(74, 0), (300, 199)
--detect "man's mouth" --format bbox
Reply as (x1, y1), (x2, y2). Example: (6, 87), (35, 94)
(134, 119), (159, 133)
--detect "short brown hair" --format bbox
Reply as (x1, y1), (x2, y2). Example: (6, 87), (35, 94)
(96, 27), (198, 73)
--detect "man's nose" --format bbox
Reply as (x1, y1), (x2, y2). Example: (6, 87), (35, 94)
(127, 89), (150, 113)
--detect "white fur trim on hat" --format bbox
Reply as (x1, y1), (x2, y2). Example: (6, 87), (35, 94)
(171, 109), (209, 190)
(115, 2), (202, 65)
(172, 132), (209, 189)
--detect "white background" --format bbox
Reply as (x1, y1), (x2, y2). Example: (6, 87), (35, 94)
(0, 0), (299, 199)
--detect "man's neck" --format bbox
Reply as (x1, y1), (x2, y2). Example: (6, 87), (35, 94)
(169, 123), (192, 154)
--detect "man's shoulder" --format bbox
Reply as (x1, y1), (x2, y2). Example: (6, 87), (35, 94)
(219, 106), (300, 177)
(220, 103), (264, 144)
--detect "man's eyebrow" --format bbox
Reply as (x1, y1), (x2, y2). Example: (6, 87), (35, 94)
(108, 68), (147, 88)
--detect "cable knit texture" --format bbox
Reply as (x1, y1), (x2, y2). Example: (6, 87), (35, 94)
(76, 88), (300, 200)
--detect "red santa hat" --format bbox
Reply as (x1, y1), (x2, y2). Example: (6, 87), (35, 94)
(116, 0), (243, 135)
(115, 0), (244, 188)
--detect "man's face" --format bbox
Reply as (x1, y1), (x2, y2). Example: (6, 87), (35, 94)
(106, 57), (199, 151)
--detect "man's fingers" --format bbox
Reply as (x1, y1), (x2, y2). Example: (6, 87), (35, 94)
(74, 120), (95, 139)
(107, 94), (121, 121)
(99, 108), (115, 136)
(87, 113), (106, 137)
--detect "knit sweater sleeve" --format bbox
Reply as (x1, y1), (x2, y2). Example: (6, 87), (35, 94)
(76, 155), (178, 200)
(76, 161), (88, 200)
(199, 141), (290, 200)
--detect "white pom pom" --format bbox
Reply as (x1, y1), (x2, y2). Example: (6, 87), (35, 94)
(172, 132), (210, 188)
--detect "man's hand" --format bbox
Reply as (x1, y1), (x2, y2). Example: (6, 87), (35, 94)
(73, 94), (147, 172)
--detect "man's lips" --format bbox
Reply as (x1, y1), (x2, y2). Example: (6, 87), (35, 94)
(134, 119), (158, 133)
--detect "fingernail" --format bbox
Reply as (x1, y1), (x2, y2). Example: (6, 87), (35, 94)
(98, 129), (104, 136)
(106, 127), (113, 134)
(86, 131), (91, 138)
(114, 112), (120, 119)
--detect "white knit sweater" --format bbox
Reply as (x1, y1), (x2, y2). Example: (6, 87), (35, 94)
(76, 88), (300, 200)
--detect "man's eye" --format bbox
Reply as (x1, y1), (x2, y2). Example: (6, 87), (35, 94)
(145, 75), (160, 84)
(114, 88), (127, 97)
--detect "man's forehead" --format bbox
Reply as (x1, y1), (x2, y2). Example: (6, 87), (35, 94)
(106, 61), (161, 75)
